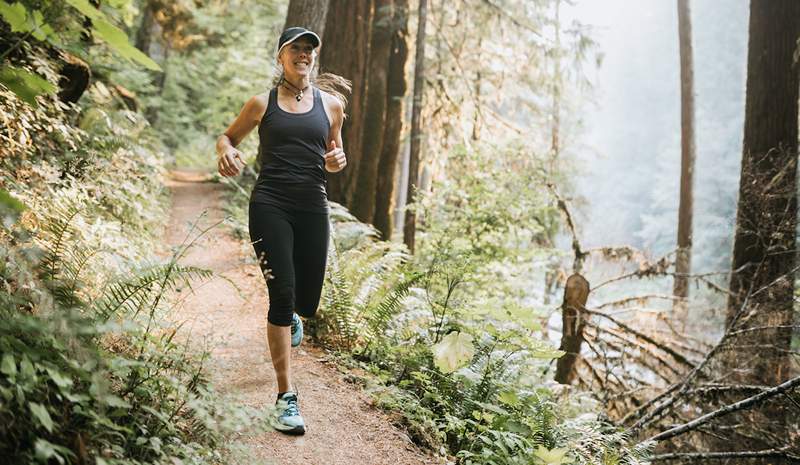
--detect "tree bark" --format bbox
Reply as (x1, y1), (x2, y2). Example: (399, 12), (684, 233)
(351, 0), (394, 225)
(725, 0), (799, 387)
(319, 0), (373, 205)
(402, 0), (428, 253)
(672, 0), (696, 327)
(719, 1), (799, 461)
(373, 0), (410, 239)
(555, 274), (590, 384)
(284, 0), (330, 35)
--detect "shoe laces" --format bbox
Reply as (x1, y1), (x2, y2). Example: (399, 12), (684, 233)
(279, 394), (300, 417)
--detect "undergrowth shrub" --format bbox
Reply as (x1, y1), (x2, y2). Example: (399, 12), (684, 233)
(1, 58), (263, 461)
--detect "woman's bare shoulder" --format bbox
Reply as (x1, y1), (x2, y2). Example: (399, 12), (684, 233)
(242, 93), (269, 122)
(318, 88), (344, 114)
(247, 93), (269, 112)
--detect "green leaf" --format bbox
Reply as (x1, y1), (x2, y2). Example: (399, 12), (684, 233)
(0, 2), (56, 42)
(534, 446), (570, 465)
(92, 19), (161, 71)
(102, 394), (131, 409)
(432, 332), (475, 373)
(45, 367), (74, 390)
(0, 1), (26, 32)
(529, 339), (566, 360)
(497, 389), (520, 406)
(34, 438), (71, 464)
(29, 9), (48, 41)
(473, 400), (509, 415)
(0, 353), (16, 377)
(0, 65), (57, 107)
(63, 0), (102, 20)
(29, 402), (54, 433)
(63, 0), (160, 70)
(20, 355), (35, 379)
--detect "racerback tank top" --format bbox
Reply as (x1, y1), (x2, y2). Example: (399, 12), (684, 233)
(249, 86), (331, 213)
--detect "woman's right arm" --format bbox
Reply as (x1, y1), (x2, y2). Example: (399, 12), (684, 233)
(216, 94), (267, 177)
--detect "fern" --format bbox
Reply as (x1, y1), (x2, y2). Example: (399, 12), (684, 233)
(320, 238), (358, 349)
(94, 263), (213, 321)
(35, 200), (81, 282)
(363, 270), (423, 346)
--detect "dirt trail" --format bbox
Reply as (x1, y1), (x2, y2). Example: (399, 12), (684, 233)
(160, 170), (438, 465)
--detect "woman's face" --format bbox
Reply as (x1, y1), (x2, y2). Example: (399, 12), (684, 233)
(278, 36), (317, 77)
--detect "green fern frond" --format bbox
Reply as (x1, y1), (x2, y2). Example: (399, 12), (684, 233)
(94, 263), (213, 321)
(36, 201), (81, 281)
(364, 271), (423, 344)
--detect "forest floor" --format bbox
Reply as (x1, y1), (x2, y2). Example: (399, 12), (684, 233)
(159, 169), (440, 465)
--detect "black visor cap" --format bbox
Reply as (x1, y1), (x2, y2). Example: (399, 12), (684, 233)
(277, 27), (321, 54)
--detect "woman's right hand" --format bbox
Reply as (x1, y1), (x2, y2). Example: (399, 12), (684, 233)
(218, 147), (246, 177)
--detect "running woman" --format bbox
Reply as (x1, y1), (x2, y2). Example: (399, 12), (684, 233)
(215, 26), (348, 435)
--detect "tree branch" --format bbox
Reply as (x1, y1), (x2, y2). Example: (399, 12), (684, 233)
(648, 375), (800, 442)
(650, 448), (799, 462)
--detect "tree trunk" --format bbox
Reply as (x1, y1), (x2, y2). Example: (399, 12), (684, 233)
(725, 0), (799, 387)
(394, 137), (411, 236)
(555, 274), (590, 384)
(319, 0), (373, 206)
(672, 0), (696, 327)
(134, 0), (168, 125)
(284, 0), (329, 34)
(549, 0), (561, 171)
(373, 0), (410, 239)
(134, 0), (167, 63)
(402, 0), (428, 253)
(718, 1), (799, 461)
(351, 0), (394, 225)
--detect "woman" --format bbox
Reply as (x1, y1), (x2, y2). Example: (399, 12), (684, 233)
(215, 26), (348, 435)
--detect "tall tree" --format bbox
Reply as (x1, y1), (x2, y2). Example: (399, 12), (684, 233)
(350, 0), (394, 224)
(373, 0), (410, 239)
(725, 0), (799, 386)
(317, 0), (409, 237)
(672, 0), (696, 326)
(319, 0), (373, 205)
(402, 0), (428, 253)
(284, 0), (329, 34)
(719, 3), (799, 459)
(134, 0), (169, 124)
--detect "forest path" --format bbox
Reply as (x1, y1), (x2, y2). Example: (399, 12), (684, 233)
(159, 170), (438, 465)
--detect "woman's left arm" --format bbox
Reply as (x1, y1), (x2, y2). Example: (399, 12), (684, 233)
(324, 97), (346, 173)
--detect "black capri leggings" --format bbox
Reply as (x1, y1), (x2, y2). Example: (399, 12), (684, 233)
(248, 202), (330, 327)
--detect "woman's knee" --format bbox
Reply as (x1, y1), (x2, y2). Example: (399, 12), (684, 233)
(267, 284), (295, 326)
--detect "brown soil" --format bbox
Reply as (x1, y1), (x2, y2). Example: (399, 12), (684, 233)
(160, 170), (440, 465)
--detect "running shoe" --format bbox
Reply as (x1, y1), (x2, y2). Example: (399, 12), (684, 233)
(290, 313), (303, 347)
(271, 391), (306, 435)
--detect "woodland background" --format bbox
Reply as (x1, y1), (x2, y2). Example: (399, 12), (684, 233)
(0, 0), (798, 464)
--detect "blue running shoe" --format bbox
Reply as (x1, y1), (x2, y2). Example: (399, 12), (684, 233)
(271, 391), (306, 435)
(290, 313), (303, 347)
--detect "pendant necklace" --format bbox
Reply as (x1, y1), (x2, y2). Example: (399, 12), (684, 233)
(281, 78), (309, 102)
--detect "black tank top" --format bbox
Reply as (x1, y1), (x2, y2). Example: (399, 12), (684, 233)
(249, 86), (331, 213)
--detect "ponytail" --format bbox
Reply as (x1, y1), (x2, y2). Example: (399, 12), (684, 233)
(271, 60), (352, 113)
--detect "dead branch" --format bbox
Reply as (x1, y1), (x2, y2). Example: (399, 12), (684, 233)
(591, 255), (673, 291)
(647, 375), (800, 442)
(582, 305), (697, 369)
(595, 294), (678, 309)
(586, 322), (683, 381)
(649, 448), (799, 462)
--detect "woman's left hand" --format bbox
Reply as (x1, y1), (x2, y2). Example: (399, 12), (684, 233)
(324, 140), (346, 173)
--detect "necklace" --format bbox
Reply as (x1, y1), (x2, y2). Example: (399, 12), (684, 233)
(280, 78), (310, 102)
